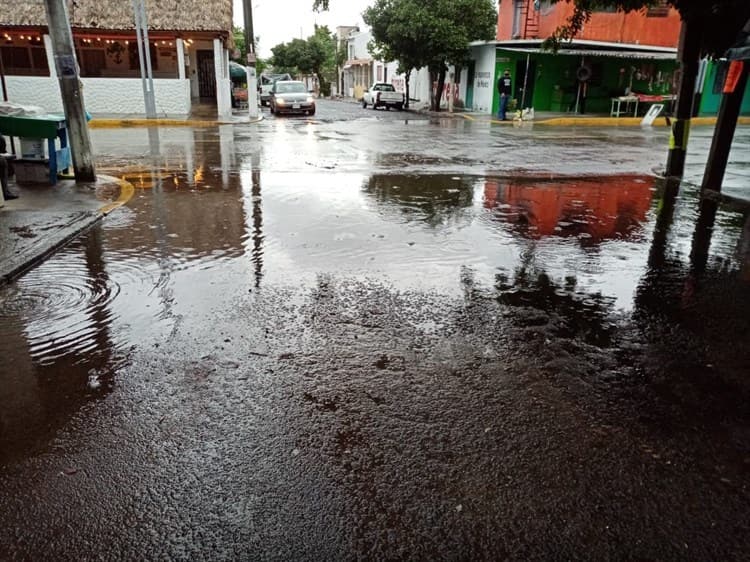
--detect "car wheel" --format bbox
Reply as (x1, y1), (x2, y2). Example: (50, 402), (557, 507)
(396, 103), (403, 111)
(362, 100), (367, 109)
(270, 105), (275, 115)
(309, 108), (316, 116)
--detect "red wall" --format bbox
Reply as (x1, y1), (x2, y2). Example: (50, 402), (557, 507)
(497, 1), (681, 48)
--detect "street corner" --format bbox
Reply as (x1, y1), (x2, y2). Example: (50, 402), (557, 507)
(0, 173), (133, 285)
(96, 174), (135, 215)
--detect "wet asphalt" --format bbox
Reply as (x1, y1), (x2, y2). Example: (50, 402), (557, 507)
(1, 100), (749, 560)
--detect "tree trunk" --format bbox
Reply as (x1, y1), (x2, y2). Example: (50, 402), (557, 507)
(665, 19), (702, 178)
(405, 71), (411, 109)
(700, 61), (749, 192)
(429, 69), (439, 111)
(434, 68), (447, 112)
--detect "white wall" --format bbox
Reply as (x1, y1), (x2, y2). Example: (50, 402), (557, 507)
(469, 45), (497, 113)
(5, 76), (192, 115)
(348, 31), (372, 60)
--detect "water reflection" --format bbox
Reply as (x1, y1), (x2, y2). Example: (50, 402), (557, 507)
(362, 174), (475, 227)
(0, 230), (123, 462)
(483, 175), (654, 242)
(0, 125), (265, 462)
(631, 183), (750, 420)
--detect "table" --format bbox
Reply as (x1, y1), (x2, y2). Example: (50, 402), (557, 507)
(610, 95), (639, 117)
(611, 94), (677, 118)
(0, 114), (70, 185)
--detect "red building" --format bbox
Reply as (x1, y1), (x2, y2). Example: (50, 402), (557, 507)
(497, 0), (681, 47)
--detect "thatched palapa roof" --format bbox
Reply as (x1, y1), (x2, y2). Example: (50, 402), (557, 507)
(0, 0), (232, 34)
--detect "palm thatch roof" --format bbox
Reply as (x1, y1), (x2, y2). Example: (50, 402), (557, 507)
(0, 0), (232, 33)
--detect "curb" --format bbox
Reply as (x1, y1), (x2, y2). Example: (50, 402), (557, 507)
(0, 175), (135, 286)
(89, 115), (264, 129)
(0, 211), (102, 286)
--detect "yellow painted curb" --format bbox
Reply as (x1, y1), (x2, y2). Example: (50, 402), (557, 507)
(98, 175), (135, 214)
(490, 119), (514, 125)
(461, 114), (476, 121)
(90, 118), (221, 128)
(534, 116), (750, 127)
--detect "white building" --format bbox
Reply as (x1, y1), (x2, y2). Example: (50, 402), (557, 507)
(0, 0), (234, 118)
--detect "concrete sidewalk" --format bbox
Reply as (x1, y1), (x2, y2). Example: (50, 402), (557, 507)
(0, 174), (132, 285)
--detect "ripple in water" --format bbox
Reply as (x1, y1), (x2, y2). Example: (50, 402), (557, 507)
(0, 245), (125, 367)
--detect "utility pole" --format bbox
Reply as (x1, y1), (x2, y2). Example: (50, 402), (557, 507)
(44, 0), (96, 182)
(133, 0), (157, 118)
(700, 61), (749, 192)
(243, 0), (259, 119)
(665, 19), (702, 179)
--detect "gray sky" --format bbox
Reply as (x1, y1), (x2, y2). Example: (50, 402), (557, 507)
(233, 0), (372, 58)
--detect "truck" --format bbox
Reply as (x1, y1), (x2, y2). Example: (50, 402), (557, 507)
(259, 73), (293, 106)
(362, 83), (405, 111)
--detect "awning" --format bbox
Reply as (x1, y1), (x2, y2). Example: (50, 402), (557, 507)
(499, 47), (677, 61)
(343, 58), (372, 69)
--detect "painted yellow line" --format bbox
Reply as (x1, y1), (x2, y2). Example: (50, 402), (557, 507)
(98, 175), (135, 214)
(490, 119), (514, 125)
(535, 116), (750, 127)
(90, 118), (221, 128)
(461, 114), (476, 121)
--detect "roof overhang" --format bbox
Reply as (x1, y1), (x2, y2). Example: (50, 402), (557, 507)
(344, 58), (372, 69)
(498, 46), (677, 60)
(470, 38), (677, 55)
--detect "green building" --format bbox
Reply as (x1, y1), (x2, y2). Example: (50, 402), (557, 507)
(488, 41), (679, 116)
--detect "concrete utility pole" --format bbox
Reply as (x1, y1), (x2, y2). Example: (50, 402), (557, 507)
(665, 20), (702, 179)
(133, 0), (157, 118)
(44, 0), (96, 182)
(243, 0), (259, 119)
(701, 62), (749, 192)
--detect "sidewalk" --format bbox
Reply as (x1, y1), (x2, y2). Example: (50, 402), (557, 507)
(0, 174), (132, 285)
(327, 97), (750, 127)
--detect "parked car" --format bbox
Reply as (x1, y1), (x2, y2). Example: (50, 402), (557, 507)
(259, 73), (293, 106)
(362, 83), (405, 110)
(269, 81), (316, 116)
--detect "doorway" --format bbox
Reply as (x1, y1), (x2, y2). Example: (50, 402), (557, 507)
(465, 62), (476, 109)
(197, 50), (216, 99)
(515, 58), (537, 109)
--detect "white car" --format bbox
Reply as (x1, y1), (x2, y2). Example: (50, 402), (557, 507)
(362, 83), (405, 111)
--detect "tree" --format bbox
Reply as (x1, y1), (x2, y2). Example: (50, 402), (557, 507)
(232, 27), (267, 74)
(547, 1), (750, 178)
(363, 0), (496, 111)
(269, 26), (338, 95)
(547, 1), (750, 57)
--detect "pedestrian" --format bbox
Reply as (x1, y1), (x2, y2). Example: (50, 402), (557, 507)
(497, 70), (512, 121)
(0, 136), (17, 201)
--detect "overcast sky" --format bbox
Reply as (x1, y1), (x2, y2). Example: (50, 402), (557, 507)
(233, 0), (372, 58)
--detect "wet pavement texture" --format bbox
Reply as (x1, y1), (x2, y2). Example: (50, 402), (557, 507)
(1, 101), (750, 559)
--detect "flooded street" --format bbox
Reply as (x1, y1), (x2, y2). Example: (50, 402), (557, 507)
(1, 102), (749, 559)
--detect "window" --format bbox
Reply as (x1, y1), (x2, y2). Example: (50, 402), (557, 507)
(1, 46), (31, 70)
(128, 42), (159, 71)
(646, 0), (670, 17)
(0, 45), (49, 76)
(592, 2), (617, 12)
(78, 49), (106, 77)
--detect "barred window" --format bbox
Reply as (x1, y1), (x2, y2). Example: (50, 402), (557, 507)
(646, 1), (670, 17)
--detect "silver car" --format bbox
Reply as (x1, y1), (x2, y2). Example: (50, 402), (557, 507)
(269, 81), (316, 116)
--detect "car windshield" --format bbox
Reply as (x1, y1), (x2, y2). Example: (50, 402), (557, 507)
(375, 84), (395, 92)
(276, 83), (306, 94)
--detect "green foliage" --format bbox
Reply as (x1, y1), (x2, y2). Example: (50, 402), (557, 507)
(546, 0), (750, 57)
(363, 0), (496, 110)
(270, 26), (338, 95)
(364, 0), (495, 69)
(232, 26), (267, 74)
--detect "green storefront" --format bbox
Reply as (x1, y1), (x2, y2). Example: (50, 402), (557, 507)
(491, 47), (679, 116)
(697, 60), (750, 116)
